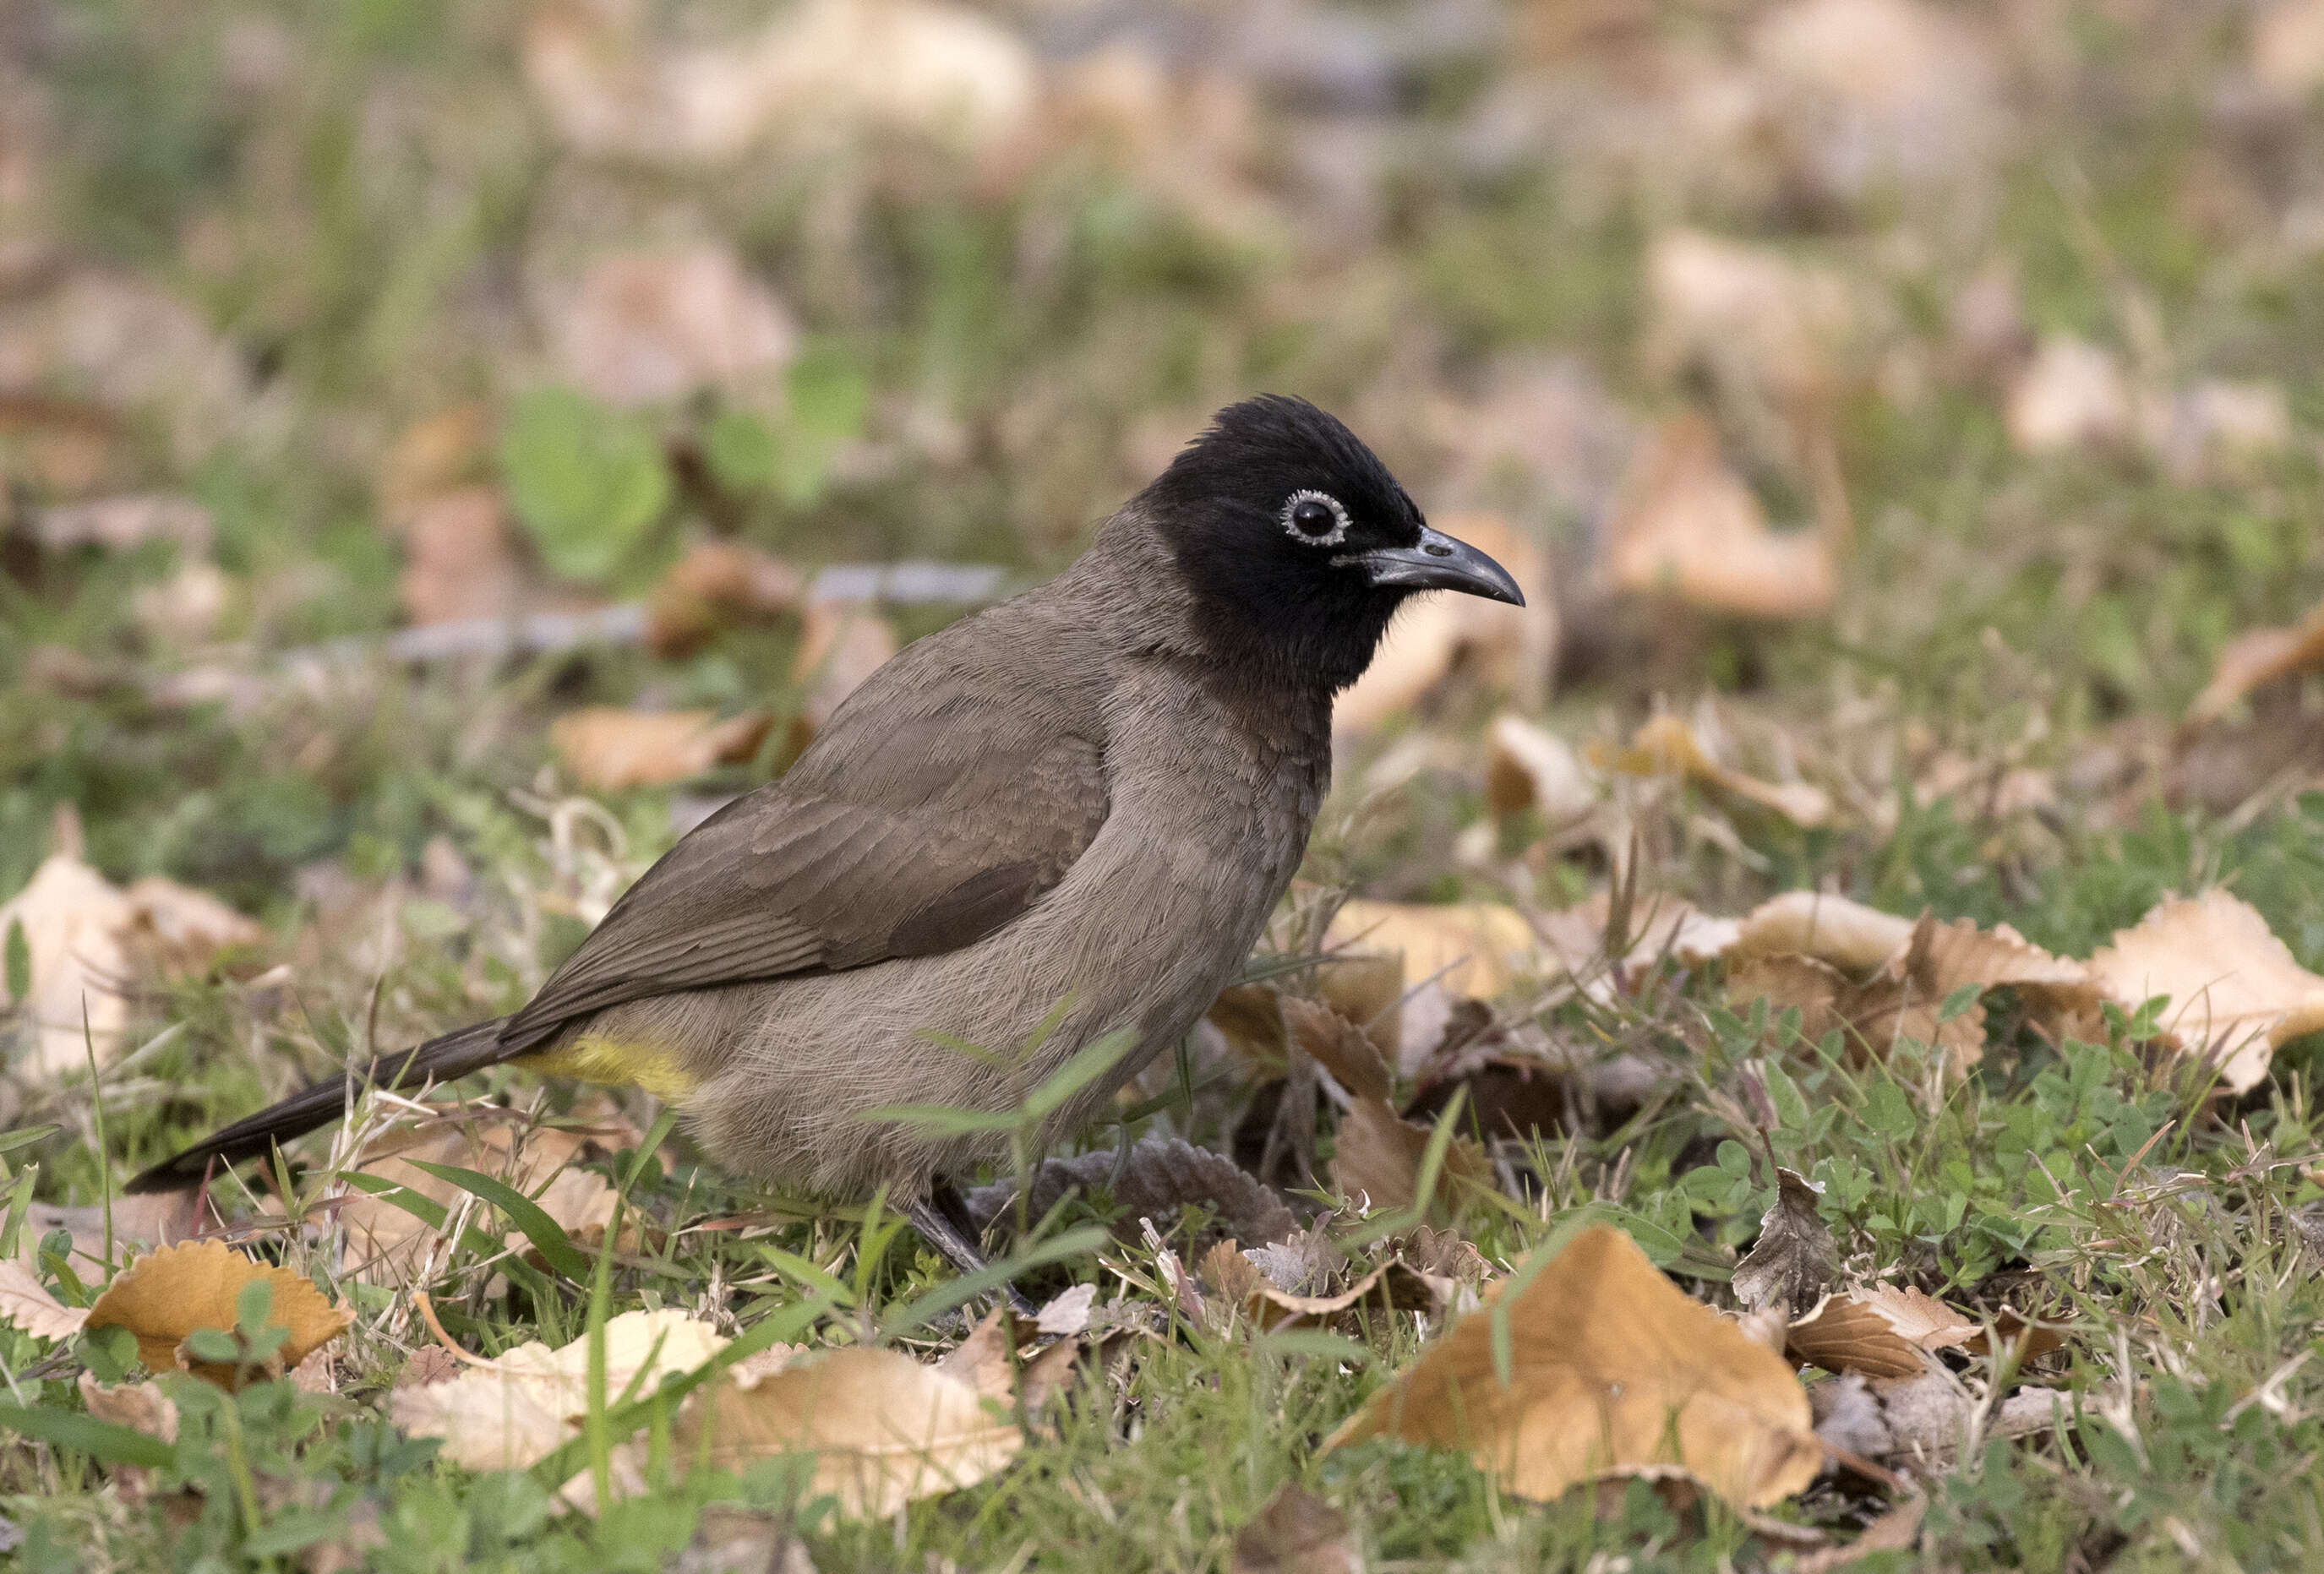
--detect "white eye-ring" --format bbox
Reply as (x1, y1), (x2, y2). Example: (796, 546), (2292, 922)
(1281, 489), (1350, 547)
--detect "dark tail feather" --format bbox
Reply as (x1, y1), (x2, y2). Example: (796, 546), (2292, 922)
(125, 1018), (513, 1194)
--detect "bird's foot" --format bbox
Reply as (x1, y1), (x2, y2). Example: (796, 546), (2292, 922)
(905, 1191), (1039, 1319)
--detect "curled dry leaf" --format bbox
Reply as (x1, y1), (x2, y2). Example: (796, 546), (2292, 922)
(1230, 1482), (1357, 1574)
(0, 1259), (88, 1343)
(551, 706), (773, 792)
(1485, 712), (1599, 826)
(1730, 912), (1987, 1072)
(1598, 714), (1833, 827)
(78, 1373), (179, 1443)
(1599, 414), (1837, 621)
(1786, 1287), (1980, 1380)
(645, 539), (808, 657)
(391, 1309), (728, 1469)
(963, 1134), (1297, 1248)
(549, 245), (796, 410)
(85, 1240), (352, 1386)
(678, 1347), (1020, 1519)
(2185, 601), (2324, 727)
(1325, 899), (1537, 1004)
(1535, 888), (1738, 1004)
(1198, 1239), (1392, 1332)
(2089, 890), (2324, 1094)
(1333, 514), (1552, 733)
(1328, 1226), (1821, 1509)
(1033, 1283), (1097, 1338)
(1730, 1168), (1836, 1321)
(1280, 996), (1394, 1103)
(0, 847), (265, 1074)
(1208, 983), (1289, 1065)
(1328, 1096), (1491, 1217)
(1812, 1370), (2066, 1467)
(934, 1306), (1084, 1418)
(1730, 892), (1913, 972)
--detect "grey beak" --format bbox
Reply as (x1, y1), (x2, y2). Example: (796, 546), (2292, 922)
(1346, 525), (1525, 605)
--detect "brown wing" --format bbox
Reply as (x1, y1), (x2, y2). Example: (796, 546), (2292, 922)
(498, 691), (1109, 1055)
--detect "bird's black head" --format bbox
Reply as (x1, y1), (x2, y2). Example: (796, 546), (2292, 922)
(1141, 395), (1523, 691)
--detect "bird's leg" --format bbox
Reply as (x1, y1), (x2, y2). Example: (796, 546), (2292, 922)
(905, 1188), (1038, 1318)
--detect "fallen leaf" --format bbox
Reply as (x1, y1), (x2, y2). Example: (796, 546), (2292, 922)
(1535, 888), (1739, 1003)
(1328, 1096), (1490, 1217)
(963, 1134), (1296, 1249)
(379, 405), (494, 528)
(549, 245), (796, 410)
(678, 1346), (1019, 1518)
(2088, 890), (2324, 1093)
(1485, 713), (1600, 825)
(30, 493), (213, 554)
(2256, 0), (2324, 95)
(1644, 234), (1855, 416)
(1811, 1370), (2065, 1466)
(645, 540), (809, 657)
(1730, 913), (1987, 1071)
(1598, 713), (1833, 827)
(1789, 1490), (1927, 1571)
(394, 486), (526, 628)
(391, 1309), (729, 1469)
(1207, 983), (1289, 1065)
(1731, 1168), (1836, 1320)
(2005, 335), (2133, 454)
(1599, 414), (1837, 621)
(1033, 1283), (1097, 1338)
(1786, 1287), (1981, 1380)
(1729, 892), (1913, 972)
(551, 707), (772, 792)
(1325, 899), (1538, 1003)
(1281, 996), (1394, 1103)
(0, 846), (259, 1075)
(1231, 1483), (1356, 1574)
(85, 1240), (352, 1386)
(1328, 1226), (1821, 1509)
(77, 1374), (177, 1443)
(336, 1110), (629, 1283)
(2185, 602), (2324, 727)
(1197, 1239), (1394, 1332)
(1333, 514), (1551, 733)
(0, 1260), (87, 1343)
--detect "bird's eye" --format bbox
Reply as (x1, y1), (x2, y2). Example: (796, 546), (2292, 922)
(1280, 489), (1350, 546)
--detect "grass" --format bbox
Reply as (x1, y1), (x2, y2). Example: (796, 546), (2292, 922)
(8, 0), (2324, 1568)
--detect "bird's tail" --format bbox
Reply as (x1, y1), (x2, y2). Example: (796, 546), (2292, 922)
(124, 1017), (513, 1194)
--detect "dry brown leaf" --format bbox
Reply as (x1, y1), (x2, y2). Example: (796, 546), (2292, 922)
(1327, 1226), (1820, 1508)
(1281, 996), (1394, 1103)
(1730, 912), (1989, 1073)
(1644, 233), (1856, 414)
(2089, 890), (2324, 1094)
(1787, 1287), (1980, 1380)
(1812, 1370), (2065, 1466)
(963, 1134), (1296, 1249)
(379, 405), (494, 527)
(1731, 1168), (1836, 1321)
(1789, 1491), (1928, 1572)
(85, 1240), (351, 1386)
(1231, 1483), (1356, 1574)
(1535, 888), (1738, 1004)
(78, 1374), (177, 1443)
(0, 1259), (88, 1342)
(1307, 950), (1410, 1060)
(0, 847), (259, 1074)
(549, 245), (796, 409)
(1208, 983), (1289, 1065)
(930, 1304), (1087, 1417)
(679, 1347), (1019, 1519)
(551, 707), (772, 792)
(1730, 892), (1914, 972)
(1333, 514), (1552, 733)
(2005, 335), (2133, 454)
(1485, 712), (1599, 825)
(1599, 714), (1833, 827)
(2186, 602), (2324, 727)
(645, 540), (809, 657)
(391, 1309), (729, 1469)
(1328, 1096), (1490, 1217)
(395, 486), (525, 628)
(1600, 415), (1836, 621)
(1325, 899), (1537, 1003)
(1197, 1239), (1394, 1332)
(1034, 1283), (1096, 1338)
(336, 1111), (630, 1283)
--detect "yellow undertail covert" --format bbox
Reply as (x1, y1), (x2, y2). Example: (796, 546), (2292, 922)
(518, 1036), (701, 1101)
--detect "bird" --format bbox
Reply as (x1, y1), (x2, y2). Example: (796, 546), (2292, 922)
(128, 395), (1522, 1277)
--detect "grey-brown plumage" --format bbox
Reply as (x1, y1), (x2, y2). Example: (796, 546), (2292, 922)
(131, 396), (1521, 1217)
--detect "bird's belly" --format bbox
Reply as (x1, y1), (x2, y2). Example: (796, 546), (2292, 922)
(679, 783), (1311, 1198)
